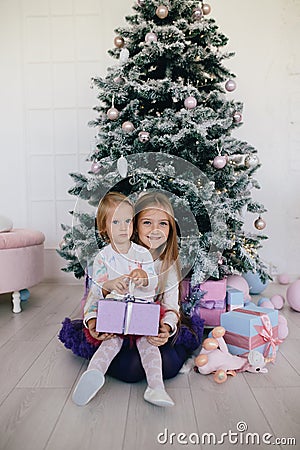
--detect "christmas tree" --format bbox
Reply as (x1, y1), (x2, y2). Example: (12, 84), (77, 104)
(58, 0), (269, 285)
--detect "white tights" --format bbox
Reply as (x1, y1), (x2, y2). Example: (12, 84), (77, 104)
(88, 336), (164, 390)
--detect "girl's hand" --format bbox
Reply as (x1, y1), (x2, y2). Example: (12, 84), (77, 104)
(129, 268), (148, 287)
(146, 322), (171, 347)
(87, 318), (116, 341)
(102, 275), (129, 295)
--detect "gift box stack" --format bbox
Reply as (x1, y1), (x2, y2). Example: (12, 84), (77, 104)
(193, 279), (227, 327)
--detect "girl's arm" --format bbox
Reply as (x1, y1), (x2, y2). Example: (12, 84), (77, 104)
(160, 266), (180, 337)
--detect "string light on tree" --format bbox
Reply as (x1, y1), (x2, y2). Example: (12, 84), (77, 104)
(156, 5), (169, 19)
(254, 216), (266, 230)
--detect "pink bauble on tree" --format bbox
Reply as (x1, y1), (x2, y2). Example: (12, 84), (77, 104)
(213, 155), (227, 169)
(145, 32), (158, 43)
(107, 107), (120, 121)
(156, 5), (169, 19)
(184, 96), (197, 109)
(286, 280), (300, 312)
(225, 79), (237, 92)
(90, 162), (101, 174)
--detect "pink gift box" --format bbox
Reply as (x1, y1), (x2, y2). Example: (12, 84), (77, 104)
(96, 299), (160, 336)
(197, 305), (226, 327)
(198, 279), (227, 301)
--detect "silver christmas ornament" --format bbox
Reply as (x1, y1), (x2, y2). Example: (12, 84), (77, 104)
(138, 131), (150, 143)
(254, 216), (266, 230)
(156, 5), (169, 19)
(213, 155), (227, 169)
(192, 7), (203, 21)
(114, 36), (125, 48)
(202, 3), (211, 15)
(245, 154), (259, 168)
(122, 121), (135, 132)
(107, 107), (120, 121)
(117, 155), (128, 178)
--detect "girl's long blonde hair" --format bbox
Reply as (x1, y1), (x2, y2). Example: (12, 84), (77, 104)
(133, 192), (181, 303)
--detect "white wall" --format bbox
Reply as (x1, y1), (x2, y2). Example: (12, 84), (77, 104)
(0, 0), (299, 282)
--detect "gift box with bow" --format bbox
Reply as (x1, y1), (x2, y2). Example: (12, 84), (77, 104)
(221, 304), (281, 360)
(197, 278), (227, 301)
(197, 299), (226, 327)
(226, 286), (245, 311)
(96, 285), (160, 336)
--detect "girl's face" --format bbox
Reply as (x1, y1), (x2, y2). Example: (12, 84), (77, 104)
(137, 207), (170, 251)
(105, 202), (133, 248)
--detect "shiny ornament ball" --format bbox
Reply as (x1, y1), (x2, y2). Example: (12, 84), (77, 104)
(107, 107), (120, 121)
(114, 76), (125, 85)
(270, 294), (285, 310)
(90, 162), (101, 174)
(225, 79), (237, 92)
(278, 314), (288, 327)
(137, 0), (146, 6)
(184, 96), (197, 109)
(213, 155), (227, 169)
(242, 271), (269, 294)
(114, 36), (124, 48)
(245, 154), (259, 168)
(195, 354), (208, 367)
(254, 216), (266, 230)
(192, 7), (203, 21)
(214, 370), (227, 384)
(122, 121), (135, 132)
(286, 280), (300, 312)
(278, 323), (289, 340)
(277, 273), (290, 285)
(202, 3), (211, 15)
(138, 131), (150, 143)
(227, 274), (251, 301)
(145, 32), (158, 43)
(233, 111), (243, 123)
(156, 5), (169, 19)
(202, 337), (218, 351)
(212, 326), (225, 339)
(260, 300), (275, 310)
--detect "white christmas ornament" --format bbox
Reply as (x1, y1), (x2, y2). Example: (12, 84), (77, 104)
(119, 48), (130, 65)
(117, 155), (128, 178)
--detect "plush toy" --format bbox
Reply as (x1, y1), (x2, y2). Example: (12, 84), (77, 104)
(195, 326), (269, 383)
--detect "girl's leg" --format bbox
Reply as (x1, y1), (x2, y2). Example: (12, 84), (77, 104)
(72, 337), (123, 406)
(88, 337), (123, 373)
(136, 336), (174, 407)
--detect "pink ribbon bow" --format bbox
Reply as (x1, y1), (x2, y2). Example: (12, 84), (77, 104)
(254, 314), (282, 362)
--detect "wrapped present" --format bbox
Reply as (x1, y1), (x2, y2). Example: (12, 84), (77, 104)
(96, 297), (160, 336)
(221, 304), (280, 359)
(199, 299), (226, 310)
(226, 286), (245, 311)
(198, 302), (226, 327)
(197, 278), (227, 301)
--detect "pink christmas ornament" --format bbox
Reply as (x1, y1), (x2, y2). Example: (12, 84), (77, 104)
(254, 216), (266, 230)
(270, 294), (285, 310)
(277, 273), (290, 285)
(114, 76), (125, 85)
(278, 314), (287, 327)
(286, 280), (300, 312)
(90, 162), (101, 174)
(233, 112), (242, 123)
(114, 36), (125, 48)
(278, 322), (289, 340)
(227, 275), (251, 301)
(184, 96), (197, 109)
(137, 0), (146, 6)
(107, 107), (120, 121)
(192, 7), (203, 21)
(145, 32), (158, 43)
(225, 79), (237, 92)
(213, 155), (227, 169)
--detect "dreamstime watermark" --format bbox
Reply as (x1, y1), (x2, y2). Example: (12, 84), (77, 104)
(157, 421), (296, 446)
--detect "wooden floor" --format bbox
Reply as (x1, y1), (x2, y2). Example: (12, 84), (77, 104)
(0, 282), (299, 450)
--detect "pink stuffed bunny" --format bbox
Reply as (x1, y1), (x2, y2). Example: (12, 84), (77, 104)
(195, 326), (269, 383)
